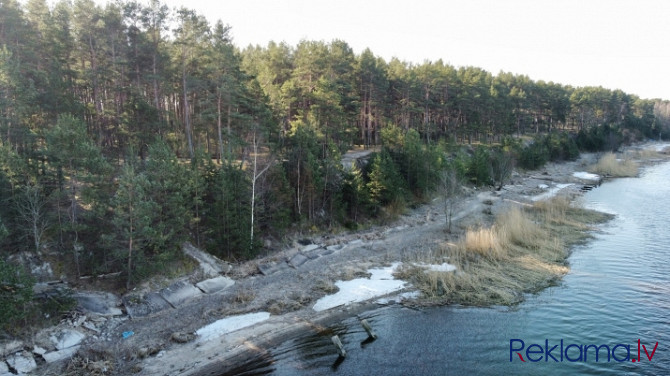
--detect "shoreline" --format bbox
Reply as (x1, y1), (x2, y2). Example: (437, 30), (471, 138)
(29, 142), (670, 375)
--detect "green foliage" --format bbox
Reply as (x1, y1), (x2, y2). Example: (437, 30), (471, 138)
(0, 258), (34, 328)
(576, 124), (622, 152)
(104, 162), (157, 289)
(467, 147), (493, 186)
(366, 149), (407, 210)
(543, 132), (580, 161)
(204, 164), (252, 259)
(518, 139), (549, 170)
(143, 141), (192, 259)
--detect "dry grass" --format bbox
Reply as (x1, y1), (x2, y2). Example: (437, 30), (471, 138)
(589, 152), (638, 177)
(397, 197), (613, 306)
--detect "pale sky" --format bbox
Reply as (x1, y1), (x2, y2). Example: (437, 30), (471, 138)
(121, 0), (670, 99)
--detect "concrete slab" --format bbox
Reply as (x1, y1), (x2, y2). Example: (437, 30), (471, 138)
(288, 253), (309, 268)
(73, 291), (123, 317)
(51, 329), (86, 350)
(123, 292), (172, 319)
(42, 346), (80, 363)
(302, 244), (321, 253)
(195, 276), (235, 294)
(258, 261), (290, 276)
(159, 280), (203, 308)
(183, 243), (232, 277)
(6, 352), (37, 374)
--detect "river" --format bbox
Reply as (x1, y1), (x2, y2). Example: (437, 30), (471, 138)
(226, 160), (670, 376)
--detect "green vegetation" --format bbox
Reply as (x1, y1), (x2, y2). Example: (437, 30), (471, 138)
(0, 0), (669, 301)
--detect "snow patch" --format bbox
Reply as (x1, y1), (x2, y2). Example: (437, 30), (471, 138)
(573, 171), (600, 181)
(655, 143), (670, 152)
(196, 312), (270, 342)
(531, 183), (573, 202)
(312, 263), (406, 312)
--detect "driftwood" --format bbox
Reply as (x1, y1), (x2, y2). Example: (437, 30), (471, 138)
(331, 335), (346, 357)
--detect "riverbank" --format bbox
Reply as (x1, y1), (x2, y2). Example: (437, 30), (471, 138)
(28, 143), (670, 375)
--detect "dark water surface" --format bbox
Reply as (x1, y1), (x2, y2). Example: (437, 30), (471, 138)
(230, 161), (670, 376)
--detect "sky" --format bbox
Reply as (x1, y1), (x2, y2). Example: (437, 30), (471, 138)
(108, 0), (670, 99)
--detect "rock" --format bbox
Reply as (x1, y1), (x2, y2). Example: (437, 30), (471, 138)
(73, 291), (123, 317)
(0, 340), (23, 357)
(171, 332), (194, 344)
(159, 280), (203, 308)
(42, 345), (80, 363)
(6, 352), (37, 374)
(51, 329), (86, 350)
(195, 276), (235, 294)
(538, 184), (549, 189)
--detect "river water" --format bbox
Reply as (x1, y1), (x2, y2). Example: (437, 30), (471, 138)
(229, 160), (670, 376)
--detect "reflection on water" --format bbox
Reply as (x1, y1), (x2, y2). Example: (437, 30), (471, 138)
(224, 161), (670, 376)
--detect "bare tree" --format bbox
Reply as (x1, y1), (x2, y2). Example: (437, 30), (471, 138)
(491, 149), (515, 191)
(16, 185), (49, 254)
(439, 167), (463, 233)
(249, 125), (274, 252)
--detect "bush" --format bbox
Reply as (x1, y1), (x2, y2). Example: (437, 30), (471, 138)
(518, 140), (548, 170)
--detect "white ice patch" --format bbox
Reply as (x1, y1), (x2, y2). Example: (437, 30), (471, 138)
(531, 183), (573, 202)
(312, 263), (406, 312)
(573, 171), (601, 181)
(376, 291), (421, 305)
(196, 312), (270, 342)
(413, 262), (457, 272)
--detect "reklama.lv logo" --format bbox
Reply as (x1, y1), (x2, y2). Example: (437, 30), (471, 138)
(510, 339), (658, 363)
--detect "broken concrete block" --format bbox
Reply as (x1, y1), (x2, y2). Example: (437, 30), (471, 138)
(73, 291), (123, 317)
(195, 276), (235, 294)
(51, 329), (86, 350)
(32, 346), (47, 356)
(6, 352), (37, 374)
(0, 341), (23, 357)
(0, 361), (11, 376)
(42, 346), (80, 363)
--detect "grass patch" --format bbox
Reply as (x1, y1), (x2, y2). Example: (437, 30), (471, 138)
(589, 152), (638, 177)
(396, 197), (613, 306)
